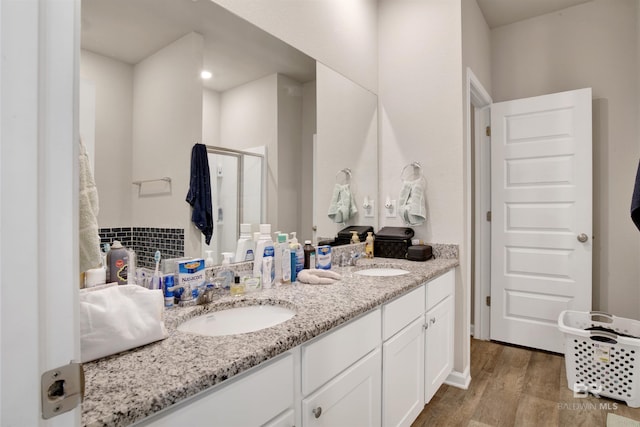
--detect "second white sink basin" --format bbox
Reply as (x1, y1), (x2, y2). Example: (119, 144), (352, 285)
(178, 305), (296, 337)
(355, 268), (410, 277)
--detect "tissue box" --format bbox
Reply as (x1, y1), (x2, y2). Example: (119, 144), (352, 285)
(79, 283), (168, 362)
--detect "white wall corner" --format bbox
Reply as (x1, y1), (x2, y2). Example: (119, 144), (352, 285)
(445, 366), (471, 390)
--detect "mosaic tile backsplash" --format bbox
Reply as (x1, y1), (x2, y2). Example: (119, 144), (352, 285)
(99, 227), (184, 269)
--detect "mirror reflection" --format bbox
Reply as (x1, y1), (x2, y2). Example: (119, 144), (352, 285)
(80, 0), (378, 269)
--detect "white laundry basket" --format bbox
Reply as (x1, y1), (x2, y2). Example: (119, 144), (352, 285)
(558, 310), (640, 407)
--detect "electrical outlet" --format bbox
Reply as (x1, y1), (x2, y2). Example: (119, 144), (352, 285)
(385, 199), (397, 218)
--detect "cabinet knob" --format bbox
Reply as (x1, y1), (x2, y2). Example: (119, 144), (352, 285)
(312, 407), (322, 418)
(423, 323), (429, 330)
(430, 317), (436, 324)
(577, 233), (589, 243)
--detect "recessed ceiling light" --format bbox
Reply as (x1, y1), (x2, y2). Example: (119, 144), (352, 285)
(201, 70), (213, 80)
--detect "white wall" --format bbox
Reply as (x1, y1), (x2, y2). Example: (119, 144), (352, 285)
(131, 32), (204, 257)
(220, 74), (278, 229)
(491, 0), (640, 319)
(462, 0), (491, 94)
(378, 0), (466, 373)
(315, 63), (378, 240)
(80, 50), (134, 228)
(301, 81), (317, 241)
(210, 0), (378, 93)
(276, 74), (304, 235)
(203, 88), (222, 147)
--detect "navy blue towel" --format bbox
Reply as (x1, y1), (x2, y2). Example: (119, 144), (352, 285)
(632, 160), (640, 232)
(186, 144), (213, 244)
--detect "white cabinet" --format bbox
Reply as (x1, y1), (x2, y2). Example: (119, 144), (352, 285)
(424, 271), (455, 404)
(382, 317), (425, 427)
(302, 349), (382, 427)
(133, 268), (455, 427)
(133, 353), (295, 427)
(264, 409), (295, 427)
(302, 309), (381, 395)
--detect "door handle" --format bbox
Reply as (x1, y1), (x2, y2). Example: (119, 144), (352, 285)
(577, 233), (589, 243)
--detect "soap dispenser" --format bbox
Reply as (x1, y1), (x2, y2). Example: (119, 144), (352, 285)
(216, 252), (235, 290)
(365, 232), (375, 258)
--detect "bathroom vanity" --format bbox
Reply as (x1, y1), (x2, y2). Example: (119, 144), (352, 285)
(81, 257), (458, 427)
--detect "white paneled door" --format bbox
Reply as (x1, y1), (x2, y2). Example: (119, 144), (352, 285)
(490, 88), (592, 353)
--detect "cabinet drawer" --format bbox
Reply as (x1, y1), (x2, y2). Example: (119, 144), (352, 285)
(302, 308), (381, 395)
(135, 352), (294, 427)
(426, 269), (454, 311)
(382, 285), (425, 341)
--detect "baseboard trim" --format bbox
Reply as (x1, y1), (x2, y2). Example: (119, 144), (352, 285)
(445, 366), (471, 389)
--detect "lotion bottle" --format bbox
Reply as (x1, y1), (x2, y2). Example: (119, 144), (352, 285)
(253, 224), (275, 288)
(290, 232), (304, 280)
(235, 223), (255, 262)
(278, 234), (291, 285)
(365, 232), (375, 258)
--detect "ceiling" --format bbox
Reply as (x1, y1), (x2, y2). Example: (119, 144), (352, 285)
(82, 0), (595, 91)
(81, 0), (316, 92)
(476, 0), (593, 28)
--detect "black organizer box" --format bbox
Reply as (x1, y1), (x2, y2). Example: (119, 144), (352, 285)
(335, 225), (375, 245)
(373, 227), (415, 259)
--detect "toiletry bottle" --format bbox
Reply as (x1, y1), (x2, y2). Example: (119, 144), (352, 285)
(230, 275), (245, 296)
(291, 232), (305, 278)
(350, 231), (360, 244)
(235, 223), (255, 262)
(127, 248), (137, 284)
(163, 275), (174, 308)
(316, 245), (332, 270)
(253, 224), (275, 288)
(107, 240), (129, 285)
(216, 252), (235, 289)
(303, 240), (316, 269)
(278, 233), (291, 285)
(273, 234), (283, 285)
(365, 232), (375, 258)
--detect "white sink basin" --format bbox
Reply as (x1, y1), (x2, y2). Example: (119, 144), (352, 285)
(178, 305), (296, 337)
(355, 268), (410, 277)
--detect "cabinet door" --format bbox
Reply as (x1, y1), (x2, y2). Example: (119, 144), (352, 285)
(263, 409), (295, 427)
(383, 317), (425, 427)
(424, 295), (454, 404)
(302, 349), (381, 427)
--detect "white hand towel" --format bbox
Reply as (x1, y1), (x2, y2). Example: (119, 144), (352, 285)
(79, 138), (102, 273)
(327, 184), (358, 223)
(80, 284), (168, 362)
(297, 268), (342, 285)
(398, 179), (427, 226)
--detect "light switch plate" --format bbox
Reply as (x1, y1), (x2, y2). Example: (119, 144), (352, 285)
(364, 200), (375, 218)
(385, 200), (397, 218)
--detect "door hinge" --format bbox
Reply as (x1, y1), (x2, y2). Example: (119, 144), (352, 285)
(486, 126), (491, 137)
(486, 296), (491, 307)
(41, 362), (84, 419)
(486, 211), (492, 222)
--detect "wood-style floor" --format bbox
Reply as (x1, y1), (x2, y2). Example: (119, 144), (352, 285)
(412, 338), (640, 427)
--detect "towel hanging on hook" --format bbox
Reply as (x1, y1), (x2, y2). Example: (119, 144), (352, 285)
(400, 162), (423, 182)
(398, 162), (426, 226)
(335, 168), (352, 184)
(328, 168), (357, 223)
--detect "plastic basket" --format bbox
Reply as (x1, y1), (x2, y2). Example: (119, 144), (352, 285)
(558, 310), (640, 407)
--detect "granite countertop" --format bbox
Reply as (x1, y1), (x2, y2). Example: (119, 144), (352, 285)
(81, 255), (459, 427)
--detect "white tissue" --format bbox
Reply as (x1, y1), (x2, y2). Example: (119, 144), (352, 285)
(79, 284), (168, 362)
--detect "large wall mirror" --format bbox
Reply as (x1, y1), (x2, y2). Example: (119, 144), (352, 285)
(80, 0), (378, 268)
